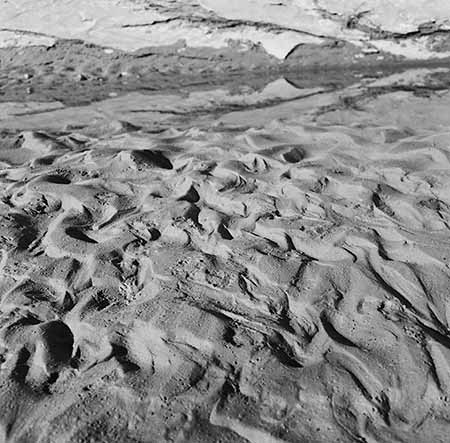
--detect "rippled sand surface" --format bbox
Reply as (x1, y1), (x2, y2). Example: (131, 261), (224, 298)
(1, 76), (450, 442)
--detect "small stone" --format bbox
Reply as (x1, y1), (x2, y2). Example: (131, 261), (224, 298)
(76, 73), (88, 81)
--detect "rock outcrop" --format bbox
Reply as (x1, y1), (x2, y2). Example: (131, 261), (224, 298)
(1, 0), (450, 62)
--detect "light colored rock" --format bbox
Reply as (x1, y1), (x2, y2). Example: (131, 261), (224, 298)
(0, 0), (166, 49)
(317, 0), (450, 34)
(1, 0), (450, 60)
(199, 0), (342, 36)
(0, 0), (324, 57)
(0, 30), (55, 48)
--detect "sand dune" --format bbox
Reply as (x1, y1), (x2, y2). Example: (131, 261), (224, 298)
(0, 87), (449, 441)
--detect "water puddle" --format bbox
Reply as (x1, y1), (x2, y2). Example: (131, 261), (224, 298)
(1, 63), (449, 134)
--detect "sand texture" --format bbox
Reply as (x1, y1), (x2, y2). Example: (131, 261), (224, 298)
(1, 1), (450, 441)
(0, 70), (450, 442)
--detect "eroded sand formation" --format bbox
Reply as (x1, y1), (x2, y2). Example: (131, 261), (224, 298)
(2, 1), (450, 442)
(0, 80), (449, 441)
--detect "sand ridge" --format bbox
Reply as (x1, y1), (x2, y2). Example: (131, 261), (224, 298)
(0, 103), (450, 441)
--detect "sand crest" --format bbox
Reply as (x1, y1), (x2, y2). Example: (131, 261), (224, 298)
(0, 86), (449, 441)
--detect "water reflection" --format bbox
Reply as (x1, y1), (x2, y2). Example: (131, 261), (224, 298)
(0, 64), (449, 133)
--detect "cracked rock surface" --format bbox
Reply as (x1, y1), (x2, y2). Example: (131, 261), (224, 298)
(2, 0), (450, 62)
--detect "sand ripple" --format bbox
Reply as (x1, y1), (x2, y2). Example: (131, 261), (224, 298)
(0, 122), (450, 442)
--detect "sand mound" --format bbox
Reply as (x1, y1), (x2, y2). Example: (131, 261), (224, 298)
(0, 106), (449, 441)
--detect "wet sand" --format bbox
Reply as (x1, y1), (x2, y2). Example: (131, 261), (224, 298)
(0, 63), (450, 442)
